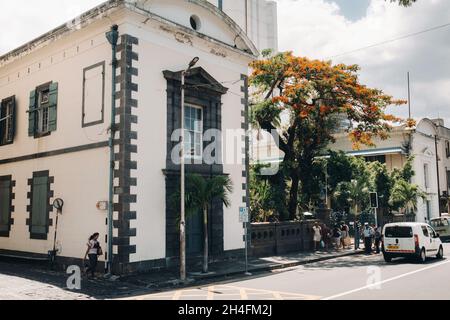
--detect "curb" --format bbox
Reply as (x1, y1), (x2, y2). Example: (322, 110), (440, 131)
(191, 250), (364, 281)
(127, 250), (365, 291)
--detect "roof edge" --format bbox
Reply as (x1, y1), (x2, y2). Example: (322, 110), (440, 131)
(0, 0), (123, 68)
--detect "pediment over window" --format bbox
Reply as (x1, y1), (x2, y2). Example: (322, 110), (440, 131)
(163, 67), (228, 95)
(421, 147), (434, 157)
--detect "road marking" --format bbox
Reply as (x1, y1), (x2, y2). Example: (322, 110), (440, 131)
(172, 290), (182, 300)
(323, 259), (450, 300)
(207, 286), (214, 300)
(240, 288), (248, 300)
(273, 292), (283, 300)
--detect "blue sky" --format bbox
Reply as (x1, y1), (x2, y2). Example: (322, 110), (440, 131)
(325, 0), (371, 21)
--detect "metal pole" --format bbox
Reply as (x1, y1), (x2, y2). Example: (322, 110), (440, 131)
(180, 70), (186, 281)
(245, 222), (250, 275)
(51, 210), (60, 264)
(407, 72), (411, 119)
(435, 134), (442, 217)
(106, 25), (119, 275)
(374, 207), (378, 228)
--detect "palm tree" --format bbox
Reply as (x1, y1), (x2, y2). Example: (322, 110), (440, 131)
(389, 179), (426, 215)
(334, 179), (370, 216)
(185, 174), (233, 273)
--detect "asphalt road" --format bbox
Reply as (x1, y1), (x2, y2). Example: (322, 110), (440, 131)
(128, 243), (450, 300)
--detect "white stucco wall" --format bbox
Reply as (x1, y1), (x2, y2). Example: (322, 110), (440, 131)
(0, 0), (254, 265)
(0, 15), (122, 259)
(121, 8), (252, 262)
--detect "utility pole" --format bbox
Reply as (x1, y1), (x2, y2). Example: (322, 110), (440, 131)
(407, 72), (411, 119)
(180, 57), (199, 282)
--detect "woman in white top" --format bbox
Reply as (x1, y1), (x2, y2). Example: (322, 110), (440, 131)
(312, 222), (322, 252)
(84, 233), (101, 278)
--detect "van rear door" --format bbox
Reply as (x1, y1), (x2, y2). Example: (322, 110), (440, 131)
(384, 226), (415, 253)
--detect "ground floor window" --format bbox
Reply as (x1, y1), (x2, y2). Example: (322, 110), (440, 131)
(29, 172), (51, 239)
(426, 200), (432, 221)
(0, 175), (13, 237)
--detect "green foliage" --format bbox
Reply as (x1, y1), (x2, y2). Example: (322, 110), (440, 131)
(389, 179), (425, 214)
(170, 174), (233, 220)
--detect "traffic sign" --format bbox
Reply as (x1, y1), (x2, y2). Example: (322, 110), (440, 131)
(239, 207), (249, 223)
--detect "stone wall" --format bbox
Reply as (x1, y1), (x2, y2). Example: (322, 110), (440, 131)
(250, 220), (318, 257)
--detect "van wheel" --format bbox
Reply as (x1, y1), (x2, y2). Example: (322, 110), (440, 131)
(437, 246), (444, 259)
(383, 254), (392, 263)
(418, 248), (426, 263)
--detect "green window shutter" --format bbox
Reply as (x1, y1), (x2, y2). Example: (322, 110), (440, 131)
(0, 101), (5, 143)
(28, 90), (37, 136)
(0, 179), (11, 232)
(31, 176), (49, 235)
(48, 82), (58, 132)
(9, 96), (16, 143)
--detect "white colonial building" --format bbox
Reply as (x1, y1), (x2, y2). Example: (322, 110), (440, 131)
(0, 0), (277, 274)
(331, 118), (450, 222)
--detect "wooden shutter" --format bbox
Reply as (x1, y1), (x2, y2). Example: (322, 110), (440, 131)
(48, 82), (58, 132)
(28, 90), (37, 136)
(0, 179), (11, 232)
(31, 176), (49, 236)
(8, 96), (16, 143)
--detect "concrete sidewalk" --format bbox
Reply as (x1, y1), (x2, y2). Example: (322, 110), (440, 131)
(0, 248), (363, 299)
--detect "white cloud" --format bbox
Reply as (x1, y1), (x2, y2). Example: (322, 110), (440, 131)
(276, 0), (450, 124)
(0, 0), (449, 124)
(0, 0), (104, 55)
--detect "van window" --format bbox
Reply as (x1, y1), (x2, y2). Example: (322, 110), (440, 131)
(385, 226), (413, 238)
(421, 226), (429, 237)
(431, 219), (448, 228)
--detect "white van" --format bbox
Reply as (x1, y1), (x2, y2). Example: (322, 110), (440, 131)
(382, 222), (444, 263)
(430, 216), (450, 242)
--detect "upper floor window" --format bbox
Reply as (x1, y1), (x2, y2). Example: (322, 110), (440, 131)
(28, 82), (58, 138)
(185, 105), (203, 160)
(446, 140), (450, 158)
(218, 0), (223, 10)
(0, 96), (16, 145)
(424, 163), (430, 189)
(82, 62), (105, 127)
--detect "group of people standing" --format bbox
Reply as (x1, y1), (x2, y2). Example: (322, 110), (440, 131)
(312, 222), (351, 252)
(312, 221), (383, 254)
(361, 223), (383, 255)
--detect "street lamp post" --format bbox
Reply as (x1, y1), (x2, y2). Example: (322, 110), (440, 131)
(180, 57), (199, 282)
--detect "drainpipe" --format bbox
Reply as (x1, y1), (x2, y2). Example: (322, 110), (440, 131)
(106, 25), (119, 274)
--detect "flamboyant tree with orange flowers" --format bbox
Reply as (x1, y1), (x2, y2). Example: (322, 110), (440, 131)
(250, 51), (408, 221)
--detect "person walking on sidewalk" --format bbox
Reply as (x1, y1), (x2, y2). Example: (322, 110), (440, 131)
(312, 222), (322, 252)
(363, 223), (374, 255)
(84, 233), (102, 278)
(374, 226), (382, 254)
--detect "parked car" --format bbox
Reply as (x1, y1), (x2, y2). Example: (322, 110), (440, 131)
(382, 222), (444, 263)
(430, 216), (450, 242)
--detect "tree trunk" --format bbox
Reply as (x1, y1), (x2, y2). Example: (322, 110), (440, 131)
(288, 173), (300, 221)
(203, 205), (209, 274)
